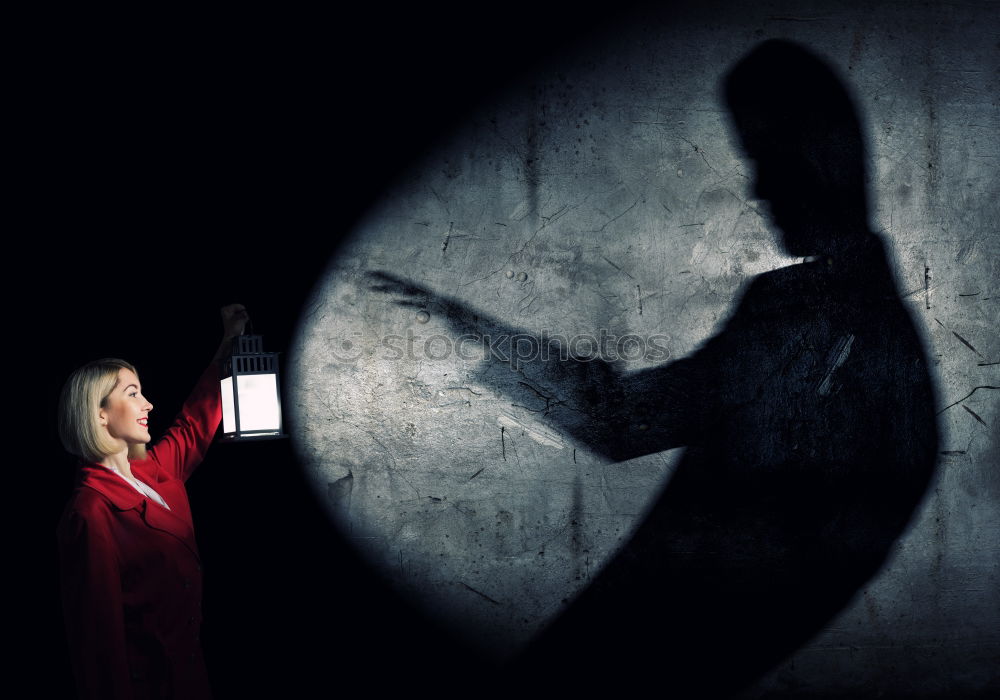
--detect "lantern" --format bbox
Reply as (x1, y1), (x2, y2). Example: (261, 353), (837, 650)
(220, 334), (287, 441)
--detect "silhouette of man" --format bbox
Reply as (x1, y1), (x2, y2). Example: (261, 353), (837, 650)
(372, 39), (938, 695)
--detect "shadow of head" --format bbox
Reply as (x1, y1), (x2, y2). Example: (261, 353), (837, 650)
(723, 39), (870, 258)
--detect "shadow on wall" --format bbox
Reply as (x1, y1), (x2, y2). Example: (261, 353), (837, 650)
(372, 39), (939, 696)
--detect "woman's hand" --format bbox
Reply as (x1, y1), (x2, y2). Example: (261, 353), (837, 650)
(213, 304), (249, 364)
(221, 304), (249, 340)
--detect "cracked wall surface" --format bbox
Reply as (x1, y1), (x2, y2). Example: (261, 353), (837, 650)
(291, 0), (998, 693)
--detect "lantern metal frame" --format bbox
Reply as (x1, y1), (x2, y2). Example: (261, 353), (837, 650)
(219, 333), (288, 442)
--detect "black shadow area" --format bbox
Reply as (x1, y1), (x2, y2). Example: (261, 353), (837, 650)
(511, 40), (940, 696)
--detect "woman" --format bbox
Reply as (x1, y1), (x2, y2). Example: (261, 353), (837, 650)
(57, 304), (249, 700)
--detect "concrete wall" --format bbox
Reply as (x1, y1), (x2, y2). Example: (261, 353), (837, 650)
(291, 1), (998, 694)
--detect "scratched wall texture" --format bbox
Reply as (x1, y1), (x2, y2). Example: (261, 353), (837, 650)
(291, 0), (999, 694)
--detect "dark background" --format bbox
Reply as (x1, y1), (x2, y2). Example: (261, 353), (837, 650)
(33, 2), (998, 697)
(36, 3), (652, 697)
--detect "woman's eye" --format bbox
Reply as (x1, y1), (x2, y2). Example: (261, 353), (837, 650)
(129, 392), (138, 398)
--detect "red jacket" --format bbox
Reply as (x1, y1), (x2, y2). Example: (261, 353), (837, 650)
(58, 363), (221, 700)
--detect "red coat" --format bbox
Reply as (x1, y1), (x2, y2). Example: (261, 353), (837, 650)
(58, 363), (222, 700)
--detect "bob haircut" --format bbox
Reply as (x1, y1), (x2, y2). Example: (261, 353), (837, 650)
(58, 358), (148, 464)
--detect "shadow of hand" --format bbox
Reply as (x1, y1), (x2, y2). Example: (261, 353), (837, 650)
(367, 270), (492, 340)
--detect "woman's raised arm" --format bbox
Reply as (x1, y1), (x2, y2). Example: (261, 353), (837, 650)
(146, 304), (248, 481)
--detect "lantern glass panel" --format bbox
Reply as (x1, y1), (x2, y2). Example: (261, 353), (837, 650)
(221, 377), (236, 434)
(232, 373), (281, 432)
(237, 373), (281, 431)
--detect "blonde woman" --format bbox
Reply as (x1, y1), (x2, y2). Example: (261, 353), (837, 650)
(57, 304), (248, 700)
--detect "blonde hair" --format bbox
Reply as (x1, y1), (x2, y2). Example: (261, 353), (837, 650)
(58, 359), (148, 463)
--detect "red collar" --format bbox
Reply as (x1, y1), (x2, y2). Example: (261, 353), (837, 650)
(76, 460), (156, 511)
(74, 459), (200, 561)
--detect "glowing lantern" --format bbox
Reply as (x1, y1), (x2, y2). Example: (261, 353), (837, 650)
(220, 334), (287, 441)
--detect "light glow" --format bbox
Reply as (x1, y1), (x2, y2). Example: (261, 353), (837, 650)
(221, 374), (281, 434)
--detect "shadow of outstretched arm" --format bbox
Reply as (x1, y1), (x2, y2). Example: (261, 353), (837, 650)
(369, 271), (705, 462)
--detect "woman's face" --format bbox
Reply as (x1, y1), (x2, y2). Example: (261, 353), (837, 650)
(100, 368), (154, 447)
